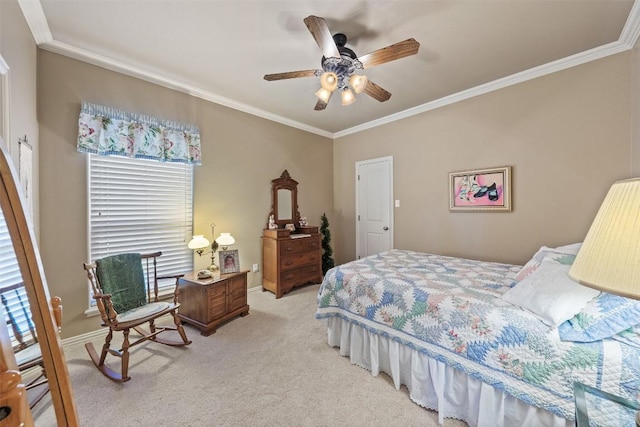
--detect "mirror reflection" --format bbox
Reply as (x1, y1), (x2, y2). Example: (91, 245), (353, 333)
(277, 189), (292, 220)
(0, 204), (49, 413)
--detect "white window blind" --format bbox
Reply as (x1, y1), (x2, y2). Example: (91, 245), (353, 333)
(0, 206), (35, 345)
(88, 154), (194, 303)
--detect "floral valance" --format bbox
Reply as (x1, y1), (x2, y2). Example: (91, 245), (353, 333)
(77, 102), (201, 165)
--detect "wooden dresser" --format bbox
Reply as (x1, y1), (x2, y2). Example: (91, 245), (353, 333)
(262, 227), (323, 298)
(178, 270), (249, 336)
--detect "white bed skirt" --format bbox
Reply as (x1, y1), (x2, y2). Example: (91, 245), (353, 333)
(325, 317), (573, 427)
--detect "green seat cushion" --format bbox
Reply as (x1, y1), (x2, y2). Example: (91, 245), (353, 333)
(96, 253), (147, 313)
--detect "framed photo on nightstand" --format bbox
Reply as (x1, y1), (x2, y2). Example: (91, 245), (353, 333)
(219, 249), (240, 274)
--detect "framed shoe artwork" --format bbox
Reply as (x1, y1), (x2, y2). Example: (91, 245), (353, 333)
(449, 166), (512, 212)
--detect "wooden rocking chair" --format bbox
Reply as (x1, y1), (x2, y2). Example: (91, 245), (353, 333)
(1, 283), (63, 408)
(83, 251), (191, 382)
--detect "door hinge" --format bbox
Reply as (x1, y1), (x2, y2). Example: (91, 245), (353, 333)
(357, 174), (360, 181)
(357, 215), (360, 221)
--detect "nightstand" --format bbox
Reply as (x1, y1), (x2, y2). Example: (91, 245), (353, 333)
(574, 382), (640, 426)
(177, 270), (249, 336)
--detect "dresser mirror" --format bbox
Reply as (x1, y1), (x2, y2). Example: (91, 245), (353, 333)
(269, 170), (300, 228)
(277, 189), (292, 221)
(0, 141), (78, 425)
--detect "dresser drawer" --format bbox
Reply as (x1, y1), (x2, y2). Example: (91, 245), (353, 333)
(281, 250), (320, 271)
(279, 237), (320, 255)
(298, 264), (322, 284)
(280, 264), (322, 289)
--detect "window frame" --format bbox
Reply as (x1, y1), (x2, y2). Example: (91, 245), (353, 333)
(86, 154), (194, 310)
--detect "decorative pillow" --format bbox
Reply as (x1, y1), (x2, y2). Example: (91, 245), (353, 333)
(558, 293), (640, 342)
(502, 259), (600, 327)
(553, 242), (582, 255)
(514, 246), (577, 282)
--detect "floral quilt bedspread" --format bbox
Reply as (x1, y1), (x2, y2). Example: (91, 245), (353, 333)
(316, 250), (640, 420)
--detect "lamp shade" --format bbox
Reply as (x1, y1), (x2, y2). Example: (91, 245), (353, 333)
(320, 72), (338, 91)
(188, 235), (210, 250)
(569, 178), (640, 299)
(349, 74), (368, 94)
(315, 87), (332, 103)
(215, 232), (235, 248)
(341, 87), (356, 106)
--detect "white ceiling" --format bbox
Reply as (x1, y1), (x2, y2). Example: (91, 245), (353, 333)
(20, 0), (640, 137)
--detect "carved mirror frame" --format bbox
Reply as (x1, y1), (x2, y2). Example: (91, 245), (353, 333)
(268, 170), (300, 228)
(0, 140), (79, 425)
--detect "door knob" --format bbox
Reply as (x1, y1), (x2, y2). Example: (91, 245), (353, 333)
(383, 226), (389, 231)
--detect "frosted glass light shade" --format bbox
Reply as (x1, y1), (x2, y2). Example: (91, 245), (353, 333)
(188, 235), (210, 250)
(315, 87), (332, 103)
(215, 232), (235, 248)
(569, 177), (640, 300)
(320, 72), (338, 91)
(341, 88), (356, 106)
(349, 74), (368, 94)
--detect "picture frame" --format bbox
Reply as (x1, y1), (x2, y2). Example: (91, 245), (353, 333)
(18, 135), (33, 221)
(449, 166), (512, 212)
(219, 249), (240, 274)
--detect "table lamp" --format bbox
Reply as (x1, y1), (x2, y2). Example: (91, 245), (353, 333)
(187, 222), (219, 272)
(568, 177), (640, 425)
(215, 232), (235, 250)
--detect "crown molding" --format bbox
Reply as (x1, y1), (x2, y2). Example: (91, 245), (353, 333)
(39, 40), (333, 139)
(620, 0), (640, 49)
(334, 40), (629, 138)
(20, 0), (640, 140)
(17, 0), (52, 44)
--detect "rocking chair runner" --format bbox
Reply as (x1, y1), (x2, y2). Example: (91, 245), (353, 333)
(83, 251), (191, 382)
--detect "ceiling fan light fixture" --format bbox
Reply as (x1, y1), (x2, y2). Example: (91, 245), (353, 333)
(341, 87), (356, 106)
(350, 74), (368, 94)
(315, 87), (332, 103)
(320, 72), (338, 91)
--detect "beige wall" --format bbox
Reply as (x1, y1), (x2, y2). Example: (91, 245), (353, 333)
(333, 53), (632, 266)
(3, 3), (638, 338)
(0, 0), (39, 235)
(37, 51), (333, 338)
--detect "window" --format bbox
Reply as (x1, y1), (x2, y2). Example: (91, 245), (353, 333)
(88, 154), (194, 305)
(0, 206), (35, 345)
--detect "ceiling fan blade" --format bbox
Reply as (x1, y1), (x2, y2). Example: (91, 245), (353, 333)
(359, 38), (420, 69)
(314, 99), (328, 111)
(314, 91), (333, 111)
(364, 80), (392, 102)
(263, 70), (318, 81)
(303, 15), (341, 59)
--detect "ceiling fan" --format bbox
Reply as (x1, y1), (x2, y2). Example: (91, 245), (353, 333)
(263, 15), (420, 111)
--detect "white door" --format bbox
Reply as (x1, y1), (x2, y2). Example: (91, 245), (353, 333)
(356, 156), (393, 259)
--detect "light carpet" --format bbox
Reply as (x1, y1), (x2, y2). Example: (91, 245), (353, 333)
(33, 284), (467, 426)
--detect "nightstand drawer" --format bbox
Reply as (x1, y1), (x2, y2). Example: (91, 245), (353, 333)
(208, 285), (227, 319)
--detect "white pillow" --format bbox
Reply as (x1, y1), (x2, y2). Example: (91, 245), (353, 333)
(502, 259), (600, 327)
(553, 242), (582, 255)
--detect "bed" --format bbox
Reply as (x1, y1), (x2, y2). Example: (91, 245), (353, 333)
(316, 248), (640, 426)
